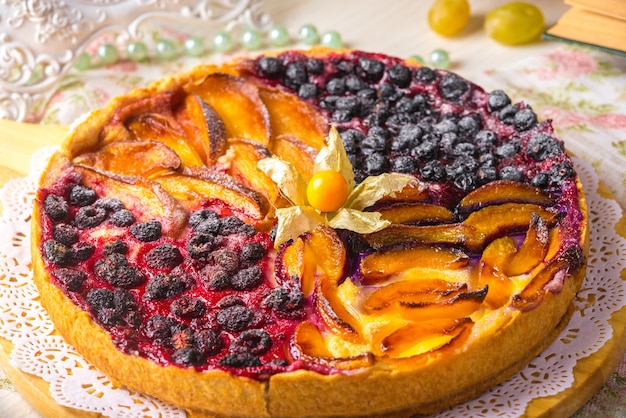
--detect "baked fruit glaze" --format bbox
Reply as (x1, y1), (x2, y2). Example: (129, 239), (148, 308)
(32, 48), (588, 417)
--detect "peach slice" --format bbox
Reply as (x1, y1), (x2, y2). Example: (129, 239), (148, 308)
(376, 203), (455, 225)
(155, 168), (268, 220)
(226, 139), (284, 211)
(270, 134), (317, 182)
(74, 165), (187, 238)
(73, 140), (181, 178)
(360, 246), (469, 284)
(504, 213), (550, 276)
(258, 86), (327, 151)
(380, 318), (473, 358)
(457, 180), (556, 214)
(192, 73), (271, 146)
(478, 237), (517, 309)
(175, 94), (227, 165)
(290, 322), (374, 370)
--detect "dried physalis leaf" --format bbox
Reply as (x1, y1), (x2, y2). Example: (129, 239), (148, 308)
(346, 173), (418, 211)
(314, 126), (355, 191)
(258, 156), (308, 207)
(273, 206), (325, 247)
(328, 208), (390, 234)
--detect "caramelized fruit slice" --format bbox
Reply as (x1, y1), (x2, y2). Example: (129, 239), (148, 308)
(376, 202), (455, 225)
(504, 213), (550, 276)
(290, 322), (374, 370)
(458, 180), (555, 214)
(376, 182), (430, 203)
(73, 140), (181, 178)
(175, 94), (227, 165)
(381, 318), (473, 358)
(360, 246), (469, 284)
(270, 134), (317, 182)
(74, 165), (187, 238)
(275, 237), (316, 296)
(258, 86), (327, 151)
(192, 73), (271, 145)
(478, 236), (517, 309)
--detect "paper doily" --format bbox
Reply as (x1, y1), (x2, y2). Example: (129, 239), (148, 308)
(0, 147), (625, 418)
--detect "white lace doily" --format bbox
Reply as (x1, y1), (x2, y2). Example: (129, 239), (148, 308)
(0, 147), (625, 418)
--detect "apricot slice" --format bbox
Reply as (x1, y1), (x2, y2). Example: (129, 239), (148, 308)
(73, 140), (181, 178)
(192, 73), (271, 146)
(270, 134), (317, 182)
(478, 236), (517, 309)
(259, 86), (327, 151)
(504, 213), (550, 276)
(376, 203), (455, 225)
(175, 94), (227, 165)
(360, 246), (469, 284)
(316, 278), (362, 341)
(155, 168), (267, 220)
(377, 182), (430, 203)
(74, 165), (187, 238)
(274, 237), (316, 296)
(458, 180), (555, 214)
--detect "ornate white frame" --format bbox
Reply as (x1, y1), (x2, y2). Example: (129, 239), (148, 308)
(0, 0), (272, 122)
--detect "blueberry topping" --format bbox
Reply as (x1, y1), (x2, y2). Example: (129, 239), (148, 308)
(219, 352), (261, 368)
(359, 58), (385, 82)
(392, 124), (422, 151)
(230, 329), (272, 355)
(447, 155), (478, 179)
(172, 346), (206, 367)
(95, 253), (145, 288)
(388, 64), (412, 88)
(454, 172), (478, 191)
(340, 129), (363, 153)
(345, 74), (367, 92)
(453, 142), (477, 158)
(495, 142), (520, 159)
(131, 220), (162, 242)
(415, 66), (436, 83)
(361, 132), (387, 152)
(335, 59), (355, 74)
(527, 133), (563, 161)
(531, 172), (550, 189)
(144, 269), (191, 300)
(411, 138), (439, 161)
(325, 78), (346, 95)
(499, 166), (524, 182)
(74, 205), (107, 229)
(95, 197), (125, 212)
(298, 82), (319, 99)
(514, 107), (538, 131)
(189, 209), (219, 229)
(477, 166), (498, 184)
(171, 296), (206, 318)
(474, 130), (497, 152)
(240, 242), (266, 263)
(378, 82), (398, 98)
(109, 209), (135, 227)
(53, 223), (79, 246)
(284, 62), (307, 88)
(364, 153), (389, 175)
(69, 185), (97, 207)
(51, 268), (86, 291)
(216, 304), (255, 332)
(478, 153), (497, 167)
(43, 239), (70, 265)
(488, 90), (511, 112)
(549, 163), (574, 184)
(256, 57), (283, 77)
(231, 265), (263, 291)
(392, 156), (417, 173)
(420, 160), (447, 181)
(335, 96), (360, 117)
(306, 58), (324, 74)
(43, 194), (69, 221)
(498, 104), (518, 125)
(458, 115), (481, 137)
(439, 74), (468, 101)
(103, 239), (128, 256)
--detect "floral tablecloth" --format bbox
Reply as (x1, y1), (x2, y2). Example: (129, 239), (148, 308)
(1, 41), (626, 417)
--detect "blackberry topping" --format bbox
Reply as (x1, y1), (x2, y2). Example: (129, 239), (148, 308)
(527, 133), (563, 161)
(203, 266), (231, 291)
(388, 64), (412, 88)
(43, 194), (69, 221)
(495, 142), (520, 159)
(131, 220), (162, 242)
(284, 62), (308, 88)
(113, 289), (138, 317)
(339, 129), (363, 153)
(74, 205), (107, 229)
(475, 130), (498, 152)
(53, 223), (79, 246)
(216, 304), (255, 332)
(231, 265), (264, 291)
(51, 268), (86, 292)
(144, 243), (183, 270)
(420, 160), (447, 182)
(70, 242), (95, 262)
(549, 163), (574, 184)
(325, 78), (346, 95)
(359, 58), (385, 82)
(392, 156), (416, 174)
(240, 242), (266, 263)
(439, 74), (468, 101)
(144, 269), (190, 300)
(216, 294), (244, 308)
(219, 216), (245, 235)
(298, 83), (319, 99)
(187, 234), (216, 262)
(514, 107), (538, 131)
(219, 352), (261, 368)
(256, 57), (283, 77)
(531, 172), (550, 189)
(263, 286), (305, 316)
(69, 185), (97, 207)
(189, 209), (219, 229)
(415, 66), (436, 83)
(43, 239), (70, 265)
(488, 90), (511, 112)
(305, 58), (324, 74)
(95, 253), (145, 288)
(230, 329), (272, 355)
(364, 153), (389, 176)
(103, 239), (128, 256)
(86, 288), (123, 326)
(171, 296), (206, 318)
(171, 325), (195, 350)
(95, 197), (125, 212)
(211, 248), (240, 274)
(194, 329), (224, 356)
(172, 346), (206, 367)
(499, 166), (524, 182)
(144, 314), (178, 340)
(498, 104), (518, 125)
(195, 217), (221, 235)
(109, 209), (135, 227)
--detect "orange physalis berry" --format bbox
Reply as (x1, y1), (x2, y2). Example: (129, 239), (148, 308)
(306, 170), (350, 212)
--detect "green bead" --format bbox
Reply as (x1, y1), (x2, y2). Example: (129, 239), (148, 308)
(184, 36), (206, 57)
(74, 52), (91, 71)
(320, 31), (343, 49)
(156, 39), (177, 60)
(429, 48), (450, 69)
(241, 28), (263, 51)
(268, 25), (289, 47)
(213, 30), (234, 53)
(127, 42), (148, 62)
(298, 24), (319, 45)
(410, 54), (425, 65)
(97, 43), (118, 65)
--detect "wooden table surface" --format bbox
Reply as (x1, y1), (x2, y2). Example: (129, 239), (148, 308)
(2, 1), (626, 417)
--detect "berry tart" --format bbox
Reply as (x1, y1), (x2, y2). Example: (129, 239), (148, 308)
(31, 48), (588, 417)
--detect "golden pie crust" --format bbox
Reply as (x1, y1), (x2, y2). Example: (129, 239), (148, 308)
(31, 48), (589, 417)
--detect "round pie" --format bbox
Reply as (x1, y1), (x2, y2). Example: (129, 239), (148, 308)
(31, 48), (589, 417)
